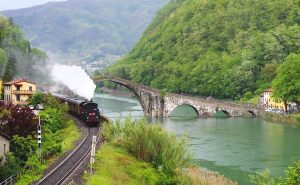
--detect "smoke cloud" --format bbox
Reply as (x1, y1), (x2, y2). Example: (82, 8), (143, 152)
(51, 64), (96, 100)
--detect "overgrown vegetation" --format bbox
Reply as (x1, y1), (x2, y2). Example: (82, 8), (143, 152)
(259, 112), (299, 124)
(109, 0), (300, 102)
(101, 118), (191, 184)
(185, 167), (237, 185)
(85, 144), (162, 185)
(0, 93), (80, 184)
(0, 16), (47, 83)
(296, 114), (300, 122)
(98, 118), (237, 184)
(272, 54), (300, 111)
(0, 102), (37, 138)
(250, 161), (300, 185)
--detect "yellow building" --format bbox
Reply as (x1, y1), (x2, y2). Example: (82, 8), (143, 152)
(263, 88), (286, 111)
(4, 79), (36, 106)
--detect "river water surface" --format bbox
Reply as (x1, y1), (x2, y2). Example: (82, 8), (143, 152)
(93, 93), (300, 184)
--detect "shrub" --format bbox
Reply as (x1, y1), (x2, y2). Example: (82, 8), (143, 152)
(243, 91), (253, 101)
(40, 107), (67, 133)
(160, 89), (168, 97)
(102, 118), (191, 176)
(29, 93), (44, 106)
(278, 161), (300, 185)
(10, 136), (37, 166)
(296, 114), (300, 122)
(249, 169), (276, 185)
(250, 161), (300, 185)
(0, 153), (20, 182)
(0, 103), (37, 138)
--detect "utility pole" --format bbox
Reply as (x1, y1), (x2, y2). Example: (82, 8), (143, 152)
(90, 135), (97, 184)
(37, 116), (42, 164)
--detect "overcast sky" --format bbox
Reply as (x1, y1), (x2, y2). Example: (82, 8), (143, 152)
(0, 0), (66, 11)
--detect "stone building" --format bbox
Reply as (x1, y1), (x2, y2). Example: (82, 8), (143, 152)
(0, 132), (10, 164)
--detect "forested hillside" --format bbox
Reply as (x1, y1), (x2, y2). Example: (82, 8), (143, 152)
(0, 16), (47, 83)
(109, 0), (300, 100)
(3, 0), (168, 64)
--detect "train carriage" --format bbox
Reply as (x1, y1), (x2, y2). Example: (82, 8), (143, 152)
(52, 93), (101, 127)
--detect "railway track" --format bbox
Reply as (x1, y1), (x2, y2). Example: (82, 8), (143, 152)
(36, 119), (100, 185)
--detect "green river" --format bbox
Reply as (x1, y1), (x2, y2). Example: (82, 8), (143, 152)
(93, 93), (300, 185)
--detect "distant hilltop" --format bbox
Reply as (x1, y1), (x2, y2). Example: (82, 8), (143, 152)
(2, 0), (169, 66)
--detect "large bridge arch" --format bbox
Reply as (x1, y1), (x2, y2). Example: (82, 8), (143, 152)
(104, 81), (148, 115)
(93, 75), (163, 117)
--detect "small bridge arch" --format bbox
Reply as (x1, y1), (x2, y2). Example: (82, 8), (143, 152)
(168, 103), (200, 117)
(215, 109), (231, 117)
(244, 110), (257, 117)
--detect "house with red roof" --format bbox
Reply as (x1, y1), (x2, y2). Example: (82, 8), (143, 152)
(3, 79), (36, 106)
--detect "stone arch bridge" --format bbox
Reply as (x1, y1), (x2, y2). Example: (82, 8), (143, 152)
(93, 75), (260, 117)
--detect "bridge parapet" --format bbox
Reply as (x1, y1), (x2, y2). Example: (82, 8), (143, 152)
(93, 75), (160, 95)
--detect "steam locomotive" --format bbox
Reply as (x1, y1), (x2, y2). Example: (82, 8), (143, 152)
(52, 93), (101, 127)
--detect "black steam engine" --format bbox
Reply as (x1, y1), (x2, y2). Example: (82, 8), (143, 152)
(53, 93), (101, 127)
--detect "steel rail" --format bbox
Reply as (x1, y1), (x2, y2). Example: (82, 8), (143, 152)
(36, 125), (99, 185)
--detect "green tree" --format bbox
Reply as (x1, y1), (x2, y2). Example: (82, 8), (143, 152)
(0, 153), (20, 181)
(2, 53), (17, 83)
(272, 54), (300, 111)
(0, 48), (7, 76)
(108, 0), (300, 100)
(10, 136), (36, 166)
(29, 93), (44, 106)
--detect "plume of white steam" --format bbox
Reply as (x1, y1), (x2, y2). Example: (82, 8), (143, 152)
(51, 65), (96, 100)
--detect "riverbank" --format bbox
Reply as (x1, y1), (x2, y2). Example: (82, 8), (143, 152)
(86, 119), (237, 185)
(259, 111), (300, 124)
(93, 93), (300, 184)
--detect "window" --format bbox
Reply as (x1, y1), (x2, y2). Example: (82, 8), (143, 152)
(29, 86), (32, 91)
(4, 144), (6, 155)
(16, 95), (20, 101)
(16, 86), (20, 91)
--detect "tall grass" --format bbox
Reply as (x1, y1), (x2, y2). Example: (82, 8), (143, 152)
(260, 112), (299, 124)
(102, 118), (191, 176)
(296, 114), (300, 122)
(185, 167), (237, 185)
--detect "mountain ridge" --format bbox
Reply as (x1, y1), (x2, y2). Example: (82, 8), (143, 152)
(109, 0), (300, 100)
(2, 0), (169, 65)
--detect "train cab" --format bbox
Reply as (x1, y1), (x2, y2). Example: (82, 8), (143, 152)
(81, 102), (100, 127)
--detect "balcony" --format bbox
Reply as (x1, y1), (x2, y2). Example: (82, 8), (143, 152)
(13, 90), (35, 95)
(15, 101), (29, 106)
